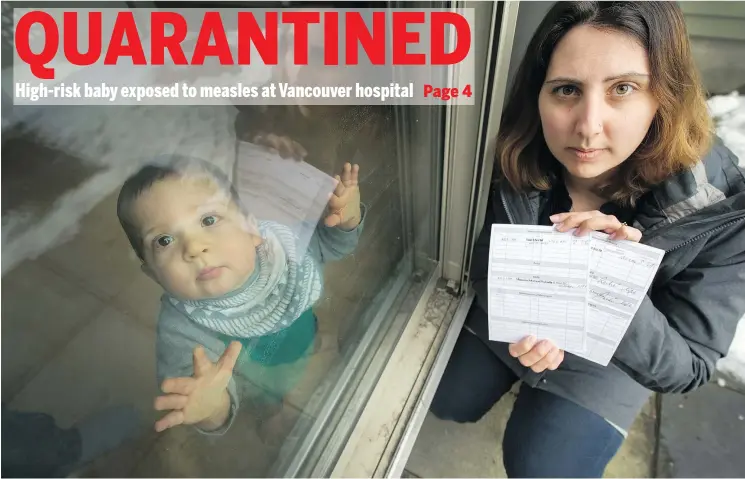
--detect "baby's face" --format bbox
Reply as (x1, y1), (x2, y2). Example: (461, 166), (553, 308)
(132, 173), (261, 300)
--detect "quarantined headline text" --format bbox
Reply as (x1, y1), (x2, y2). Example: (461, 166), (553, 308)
(11, 7), (476, 106)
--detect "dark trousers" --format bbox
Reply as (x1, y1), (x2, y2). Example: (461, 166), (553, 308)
(1, 404), (82, 478)
(430, 329), (624, 478)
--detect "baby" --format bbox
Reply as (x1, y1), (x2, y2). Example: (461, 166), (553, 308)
(116, 152), (363, 435)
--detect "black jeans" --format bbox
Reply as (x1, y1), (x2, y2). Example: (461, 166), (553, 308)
(1, 404), (82, 478)
(431, 328), (624, 478)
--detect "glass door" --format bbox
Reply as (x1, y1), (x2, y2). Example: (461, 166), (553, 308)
(323, 2), (521, 477)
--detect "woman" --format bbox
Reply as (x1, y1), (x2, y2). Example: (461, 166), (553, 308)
(431, 2), (745, 477)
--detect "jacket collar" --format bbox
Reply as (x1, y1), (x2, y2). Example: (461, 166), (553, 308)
(499, 140), (745, 249)
(634, 140), (745, 233)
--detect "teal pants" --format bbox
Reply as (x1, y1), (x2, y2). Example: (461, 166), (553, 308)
(218, 309), (318, 407)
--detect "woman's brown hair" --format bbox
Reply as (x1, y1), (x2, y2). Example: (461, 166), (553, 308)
(497, 1), (712, 205)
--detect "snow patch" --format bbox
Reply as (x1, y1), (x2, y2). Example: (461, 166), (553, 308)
(709, 91), (745, 387)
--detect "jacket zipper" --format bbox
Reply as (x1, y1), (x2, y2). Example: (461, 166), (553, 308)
(664, 216), (745, 253)
(500, 188), (515, 224)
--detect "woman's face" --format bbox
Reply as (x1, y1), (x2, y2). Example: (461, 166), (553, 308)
(538, 25), (659, 183)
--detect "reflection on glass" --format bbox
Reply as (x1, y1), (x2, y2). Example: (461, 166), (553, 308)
(1, 14), (443, 479)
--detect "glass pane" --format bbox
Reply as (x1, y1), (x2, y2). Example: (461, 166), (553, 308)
(1, 7), (444, 479)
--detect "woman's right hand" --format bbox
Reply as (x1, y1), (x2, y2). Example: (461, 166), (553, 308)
(509, 336), (565, 373)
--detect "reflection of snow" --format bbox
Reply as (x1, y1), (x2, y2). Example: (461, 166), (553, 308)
(708, 91), (745, 161)
(2, 167), (135, 274)
(709, 91), (745, 387)
(719, 320), (745, 389)
(1, 103), (239, 275)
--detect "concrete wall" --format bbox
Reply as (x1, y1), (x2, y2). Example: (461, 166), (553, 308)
(690, 38), (745, 95)
(504, 1), (745, 96)
(505, 1), (555, 92)
(680, 2), (745, 94)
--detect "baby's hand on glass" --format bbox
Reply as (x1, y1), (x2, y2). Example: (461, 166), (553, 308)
(551, 211), (642, 242)
(252, 132), (308, 160)
(509, 335), (564, 373)
(154, 341), (241, 432)
(325, 162), (361, 230)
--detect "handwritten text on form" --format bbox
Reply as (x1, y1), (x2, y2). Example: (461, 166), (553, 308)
(487, 224), (664, 365)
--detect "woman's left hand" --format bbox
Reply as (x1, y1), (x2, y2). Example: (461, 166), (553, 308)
(509, 335), (565, 373)
(550, 211), (642, 242)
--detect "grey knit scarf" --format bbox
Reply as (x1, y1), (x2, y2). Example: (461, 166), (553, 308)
(167, 221), (323, 338)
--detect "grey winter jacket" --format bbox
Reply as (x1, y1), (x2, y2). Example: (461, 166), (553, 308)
(466, 139), (745, 431)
